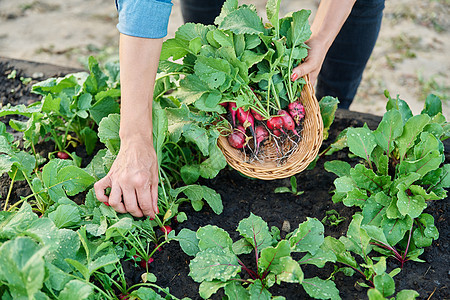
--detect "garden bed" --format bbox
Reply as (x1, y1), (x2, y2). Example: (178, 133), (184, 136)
(0, 58), (448, 300)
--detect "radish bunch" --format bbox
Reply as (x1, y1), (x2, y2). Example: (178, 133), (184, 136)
(224, 100), (305, 160)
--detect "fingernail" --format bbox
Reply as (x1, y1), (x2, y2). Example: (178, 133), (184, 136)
(291, 73), (298, 81)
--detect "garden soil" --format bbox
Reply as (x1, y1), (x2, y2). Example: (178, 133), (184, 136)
(0, 58), (449, 300)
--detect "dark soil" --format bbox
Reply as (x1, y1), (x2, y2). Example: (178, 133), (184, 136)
(0, 56), (83, 131)
(0, 58), (448, 300)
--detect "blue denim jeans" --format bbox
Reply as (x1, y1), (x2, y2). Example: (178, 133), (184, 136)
(180, 0), (225, 25)
(181, 0), (385, 109)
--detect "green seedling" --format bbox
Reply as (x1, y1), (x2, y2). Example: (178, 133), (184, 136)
(321, 210), (345, 227)
(274, 176), (304, 196)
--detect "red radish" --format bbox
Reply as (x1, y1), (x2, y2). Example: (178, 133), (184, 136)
(251, 108), (264, 121)
(266, 116), (283, 131)
(288, 101), (305, 125)
(118, 294), (129, 300)
(104, 202), (110, 206)
(57, 151), (70, 159)
(255, 125), (269, 151)
(219, 102), (229, 108)
(235, 125), (246, 135)
(278, 110), (300, 137)
(160, 225), (172, 234)
(236, 107), (257, 149)
(228, 102), (237, 126)
(228, 128), (246, 149)
(272, 129), (282, 137)
(236, 107), (255, 131)
(139, 257), (155, 269)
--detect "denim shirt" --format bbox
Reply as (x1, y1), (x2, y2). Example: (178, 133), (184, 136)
(115, 0), (173, 38)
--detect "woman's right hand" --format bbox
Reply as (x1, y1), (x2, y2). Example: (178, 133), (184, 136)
(95, 34), (164, 218)
(94, 137), (159, 219)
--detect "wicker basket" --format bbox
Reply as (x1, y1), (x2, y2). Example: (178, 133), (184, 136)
(217, 75), (323, 180)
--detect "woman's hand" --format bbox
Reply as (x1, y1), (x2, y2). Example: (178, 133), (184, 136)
(94, 34), (163, 218)
(94, 138), (159, 218)
(291, 36), (328, 86)
(290, 0), (356, 86)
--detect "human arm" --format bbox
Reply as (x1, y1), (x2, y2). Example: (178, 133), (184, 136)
(94, 0), (173, 218)
(291, 0), (356, 85)
(94, 34), (162, 218)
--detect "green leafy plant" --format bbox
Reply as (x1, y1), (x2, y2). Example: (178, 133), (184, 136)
(325, 93), (448, 268)
(0, 203), (109, 299)
(274, 175), (304, 195)
(321, 210), (345, 227)
(175, 213), (340, 300)
(306, 95), (340, 170)
(1, 121), (95, 213)
(323, 215), (420, 300)
(0, 199), (186, 299)
(0, 56), (119, 157)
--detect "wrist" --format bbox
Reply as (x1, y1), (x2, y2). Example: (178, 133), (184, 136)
(309, 32), (334, 50)
(119, 106), (153, 144)
(119, 127), (154, 146)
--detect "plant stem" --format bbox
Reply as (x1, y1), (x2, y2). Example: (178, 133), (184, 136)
(242, 85), (269, 118)
(237, 259), (258, 280)
(6, 184), (45, 212)
(164, 142), (188, 165)
(62, 116), (76, 148)
(3, 168), (18, 211)
(266, 79), (272, 114)
(341, 262), (374, 288)
(158, 169), (170, 208)
(230, 278), (252, 284)
(270, 78), (281, 110)
(22, 169), (48, 212)
(401, 221), (415, 268)
(49, 129), (63, 152)
(155, 72), (185, 83)
(65, 271), (113, 299)
(370, 242), (402, 261)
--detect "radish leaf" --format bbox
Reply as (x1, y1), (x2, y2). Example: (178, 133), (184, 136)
(199, 281), (229, 299)
(218, 7), (265, 35)
(289, 218), (324, 254)
(189, 247), (240, 282)
(174, 228), (199, 257)
(373, 109), (403, 155)
(58, 280), (93, 300)
(197, 225), (233, 251)
(347, 127), (377, 163)
(302, 277), (340, 300)
(237, 213), (272, 251)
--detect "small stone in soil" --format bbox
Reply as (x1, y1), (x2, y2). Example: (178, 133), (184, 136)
(281, 220), (291, 232)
